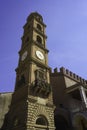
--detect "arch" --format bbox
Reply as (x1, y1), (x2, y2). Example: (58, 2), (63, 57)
(37, 35), (42, 44)
(54, 115), (70, 130)
(72, 113), (87, 130)
(33, 109), (49, 122)
(37, 24), (42, 31)
(36, 115), (48, 126)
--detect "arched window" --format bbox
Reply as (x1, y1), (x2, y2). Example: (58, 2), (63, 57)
(36, 116), (48, 126)
(37, 35), (42, 44)
(37, 24), (42, 31)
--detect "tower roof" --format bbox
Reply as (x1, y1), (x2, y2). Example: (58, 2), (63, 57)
(27, 12), (43, 22)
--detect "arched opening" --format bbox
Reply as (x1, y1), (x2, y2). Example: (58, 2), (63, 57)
(73, 114), (87, 130)
(35, 115), (48, 130)
(36, 116), (47, 126)
(37, 24), (42, 31)
(54, 115), (70, 130)
(37, 35), (42, 44)
(81, 119), (87, 130)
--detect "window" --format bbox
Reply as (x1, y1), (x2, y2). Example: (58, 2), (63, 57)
(37, 35), (42, 44)
(37, 24), (42, 31)
(36, 116), (48, 126)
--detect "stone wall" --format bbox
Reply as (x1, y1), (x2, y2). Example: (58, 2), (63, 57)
(0, 93), (12, 128)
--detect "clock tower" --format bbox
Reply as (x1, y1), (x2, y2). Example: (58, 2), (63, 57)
(1, 12), (55, 130)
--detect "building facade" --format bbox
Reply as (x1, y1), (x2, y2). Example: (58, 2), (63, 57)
(51, 67), (87, 130)
(0, 12), (87, 130)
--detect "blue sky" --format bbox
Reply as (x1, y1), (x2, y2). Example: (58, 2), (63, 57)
(0, 0), (87, 92)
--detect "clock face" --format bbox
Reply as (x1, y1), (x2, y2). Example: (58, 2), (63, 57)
(36, 50), (44, 60)
(21, 51), (28, 61)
